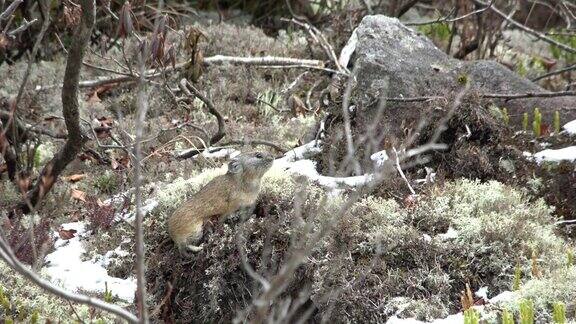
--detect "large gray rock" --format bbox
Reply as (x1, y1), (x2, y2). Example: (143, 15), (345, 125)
(347, 15), (576, 120)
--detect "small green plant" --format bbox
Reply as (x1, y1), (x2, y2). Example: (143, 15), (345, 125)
(0, 286), (11, 315)
(501, 107), (510, 125)
(103, 282), (114, 303)
(30, 310), (39, 324)
(417, 22), (452, 42)
(553, 111), (561, 134)
(519, 299), (534, 324)
(94, 171), (118, 194)
(549, 31), (576, 63)
(513, 263), (522, 291)
(501, 308), (514, 324)
(568, 249), (574, 268)
(458, 74), (469, 85)
(463, 308), (480, 324)
(523, 112), (529, 131)
(256, 89), (280, 117)
(532, 108), (542, 137)
(552, 302), (566, 324)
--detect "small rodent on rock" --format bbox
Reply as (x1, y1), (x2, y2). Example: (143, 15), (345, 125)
(167, 151), (274, 255)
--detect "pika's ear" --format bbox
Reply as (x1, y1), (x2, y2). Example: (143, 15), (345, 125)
(227, 160), (242, 174)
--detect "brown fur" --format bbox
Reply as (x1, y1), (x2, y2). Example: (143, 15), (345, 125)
(167, 152), (273, 254)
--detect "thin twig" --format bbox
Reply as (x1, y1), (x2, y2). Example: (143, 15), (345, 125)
(7, 18), (37, 36)
(383, 96), (445, 102)
(472, 0), (576, 54)
(532, 64), (576, 82)
(34, 55), (328, 91)
(481, 90), (576, 99)
(179, 79), (226, 145)
(405, 0), (495, 26)
(393, 147), (416, 195)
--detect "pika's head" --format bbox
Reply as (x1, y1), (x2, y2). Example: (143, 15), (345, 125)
(227, 151), (274, 179)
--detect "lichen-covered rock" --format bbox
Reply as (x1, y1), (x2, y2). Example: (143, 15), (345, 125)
(348, 15), (576, 120)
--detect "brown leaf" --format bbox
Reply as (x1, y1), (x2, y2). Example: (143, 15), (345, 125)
(63, 174), (86, 182)
(58, 228), (77, 240)
(289, 94), (307, 117)
(87, 91), (101, 103)
(111, 158), (120, 170)
(71, 189), (87, 202)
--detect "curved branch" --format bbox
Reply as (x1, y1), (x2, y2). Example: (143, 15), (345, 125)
(179, 78), (226, 145)
(16, 0), (94, 214)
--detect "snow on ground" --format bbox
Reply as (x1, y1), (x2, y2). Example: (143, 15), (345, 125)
(386, 291), (518, 324)
(43, 222), (136, 302)
(563, 119), (576, 134)
(533, 146), (576, 163)
(276, 141), (373, 190)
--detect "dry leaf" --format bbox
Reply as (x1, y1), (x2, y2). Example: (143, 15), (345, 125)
(58, 228), (77, 240)
(87, 91), (101, 103)
(63, 174), (86, 182)
(71, 189), (87, 202)
(111, 158), (120, 170)
(96, 199), (111, 207)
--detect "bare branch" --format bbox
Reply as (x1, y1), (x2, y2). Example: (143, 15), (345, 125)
(179, 79), (226, 145)
(532, 64), (576, 82)
(7, 18), (37, 36)
(35, 55), (329, 91)
(16, 0), (94, 214)
(472, 0), (576, 54)
(405, 0), (494, 26)
(0, 0), (22, 20)
(480, 90), (576, 99)
(203, 55), (324, 67)
(383, 96), (445, 102)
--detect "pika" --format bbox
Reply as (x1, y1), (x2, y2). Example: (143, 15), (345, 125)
(168, 151), (274, 255)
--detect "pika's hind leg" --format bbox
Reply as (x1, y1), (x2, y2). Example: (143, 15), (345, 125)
(177, 221), (204, 256)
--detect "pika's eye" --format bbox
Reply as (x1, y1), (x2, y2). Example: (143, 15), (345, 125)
(255, 153), (263, 159)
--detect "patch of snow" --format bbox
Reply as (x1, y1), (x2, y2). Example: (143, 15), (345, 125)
(563, 119), (576, 134)
(119, 199), (159, 223)
(370, 150), (389, 167)
(278, 140), (322, 162)
(476, 286), (488, 300)
(386, 290), (519, 324)
(277, 159), (373, 189)
(489, 291), (518, 304)
(533, 146), (576, 163)
(43, 222), (136, 302)
(438, 227), (458, 240)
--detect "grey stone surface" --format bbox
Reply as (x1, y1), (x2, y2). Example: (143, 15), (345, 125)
(347, 15), (575, 119)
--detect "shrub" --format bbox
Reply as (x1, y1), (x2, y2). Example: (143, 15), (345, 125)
(145, 177), (570, 322)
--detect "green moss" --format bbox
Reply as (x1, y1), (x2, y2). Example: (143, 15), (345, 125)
(417, 23), (452, 43)
(552, 302), (566, 324)
(93, 170), (119, 194)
